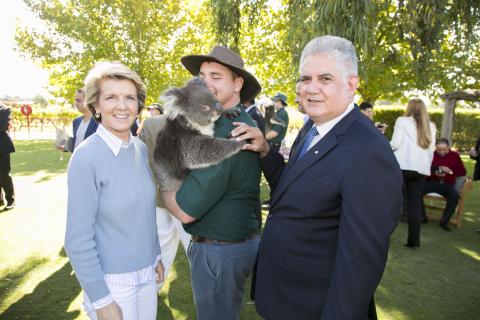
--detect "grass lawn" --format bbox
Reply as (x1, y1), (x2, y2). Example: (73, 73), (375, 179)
(1, 140), (479, 319)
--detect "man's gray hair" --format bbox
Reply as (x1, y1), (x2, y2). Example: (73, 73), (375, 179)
(300, 35), (358, 79)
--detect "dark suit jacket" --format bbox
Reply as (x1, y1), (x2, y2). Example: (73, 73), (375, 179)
(471, 136), (480, 181)
(70, 116), (98, 152)
(0, 107), (14, 155)
(247, 106), (265, 134)
(255, 107), (402, 320)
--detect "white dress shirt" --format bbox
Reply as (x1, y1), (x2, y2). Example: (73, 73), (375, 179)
(74, 118), (90, 149)
(305, 102), (355, 151)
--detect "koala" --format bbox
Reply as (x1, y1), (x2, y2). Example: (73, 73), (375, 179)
(264, 104), (286, 133)
(152, 77), (244, 191)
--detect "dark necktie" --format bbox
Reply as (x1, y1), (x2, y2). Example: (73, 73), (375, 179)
(297, 126), (319, 159)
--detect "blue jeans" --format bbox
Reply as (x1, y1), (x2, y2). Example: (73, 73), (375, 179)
(187, 236), (260, 320)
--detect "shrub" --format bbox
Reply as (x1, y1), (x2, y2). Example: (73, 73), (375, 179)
(374, 107), (480, 151)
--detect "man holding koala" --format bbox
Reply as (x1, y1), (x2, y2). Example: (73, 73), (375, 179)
(162, 45), (262, 320)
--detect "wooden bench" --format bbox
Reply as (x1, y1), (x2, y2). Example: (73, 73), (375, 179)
(423, 177), (473, 229)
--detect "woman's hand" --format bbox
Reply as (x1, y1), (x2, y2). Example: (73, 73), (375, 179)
(156, 260), (165, 284)
(96, 301), (123, 320)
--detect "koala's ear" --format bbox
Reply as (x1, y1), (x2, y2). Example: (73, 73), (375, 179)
(189, 76), (205, 86)
(164, 88), (187, 106)
(187, 77), (209, 92)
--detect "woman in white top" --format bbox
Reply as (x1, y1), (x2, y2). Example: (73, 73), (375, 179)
(391, 98), (436, 248)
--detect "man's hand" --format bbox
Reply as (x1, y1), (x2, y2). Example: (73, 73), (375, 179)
(156, 260), (165, 284)
(96, 301), (123, 320)
(231, 122), (270, 158)
(439, 166), (453, 175)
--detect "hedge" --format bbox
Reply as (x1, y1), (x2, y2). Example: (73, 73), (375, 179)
(374, 107), (480, 151)
(8, 105), (480, 151)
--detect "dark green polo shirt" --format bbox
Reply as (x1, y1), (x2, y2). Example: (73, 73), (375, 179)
(176, 107), (261, 241)
(268, 107), (289, 144)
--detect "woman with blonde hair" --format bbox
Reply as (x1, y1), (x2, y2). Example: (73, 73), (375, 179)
(65, 61), (164, 320)
(391, 98), (436, 248)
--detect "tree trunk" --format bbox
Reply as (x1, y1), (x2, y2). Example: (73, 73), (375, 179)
(441, 98), (456, 143)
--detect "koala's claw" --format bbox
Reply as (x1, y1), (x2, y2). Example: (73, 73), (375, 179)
(222, 106), (242, 120)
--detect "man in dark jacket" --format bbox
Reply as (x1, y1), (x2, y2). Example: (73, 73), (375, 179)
(0, 104), (15, 210)
(67, 88), (98, 152)
(243, 98), (265, 134)
(469, 136), (480, 181)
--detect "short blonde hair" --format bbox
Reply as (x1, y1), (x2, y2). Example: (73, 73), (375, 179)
(84, 61), (146, 122)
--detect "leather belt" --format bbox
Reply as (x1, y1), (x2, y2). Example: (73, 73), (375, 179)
(191, 230), (259, 244)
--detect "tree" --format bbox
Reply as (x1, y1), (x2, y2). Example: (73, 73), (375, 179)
(283, 0), (480, 103)
(16, 0), (480, 106)
(16, 0), (215, 105)
(239, 1), (294, 100)
(32, 94), (48, 107)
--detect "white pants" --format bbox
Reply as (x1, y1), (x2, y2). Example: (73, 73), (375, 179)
(84, 280), (157, 320)
(155, 207), (190, 290)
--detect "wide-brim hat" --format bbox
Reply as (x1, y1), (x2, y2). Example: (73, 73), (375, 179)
(272, 93), (288, 106)
(181, 45), (261, 102)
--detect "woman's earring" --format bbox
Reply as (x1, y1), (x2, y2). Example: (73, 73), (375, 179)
(94, 113), (101, 119)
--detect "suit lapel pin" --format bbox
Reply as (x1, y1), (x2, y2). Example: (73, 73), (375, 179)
(314, 150), (319, 154)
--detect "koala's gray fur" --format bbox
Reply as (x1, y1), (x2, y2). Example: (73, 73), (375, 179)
(152, 77), (244, 191)
(264, 104), (286, 133)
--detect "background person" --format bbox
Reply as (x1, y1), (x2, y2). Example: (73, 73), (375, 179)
(146, 103), (164, 117)
(68, 88), (98, 152)
(359, 101), (388, 134)
(243, 98), (265, 134)
(0, 104), (15, 210)
(295, 80), (310, 124)
(422, 138), (466, 231)
(265, 92), (289, 151)
(469, 135), (480, 181)
(391, 98), (436, 248)
(65, 61), (163, 320)
(359, 101), (374, 120)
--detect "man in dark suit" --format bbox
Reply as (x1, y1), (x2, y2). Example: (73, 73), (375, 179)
(67, 89), (98, 152)
(232, 35), (402, 319)
(243, 98), (265, 134)
(0, 104), (15, 210)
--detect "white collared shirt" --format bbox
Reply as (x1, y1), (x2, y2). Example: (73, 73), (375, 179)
(96, 123), (133, 157)
(244, 104), (256, 113)
(305, 102), (355, 151)
(74, 117), (90, 149)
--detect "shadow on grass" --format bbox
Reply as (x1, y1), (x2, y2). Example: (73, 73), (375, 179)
(376, 220), (480, 320)
(0, 256), (50, 306)
(11, 140), (71, 181)
(158, 249), (195, 319)
(0, 261), (81, 320)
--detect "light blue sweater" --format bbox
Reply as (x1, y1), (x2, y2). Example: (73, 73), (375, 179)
(65, 134), (159, 302)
